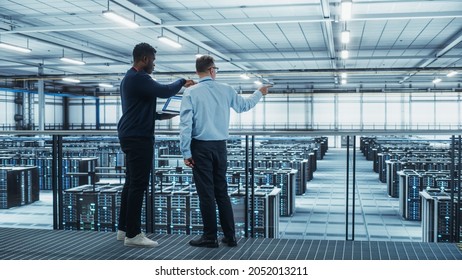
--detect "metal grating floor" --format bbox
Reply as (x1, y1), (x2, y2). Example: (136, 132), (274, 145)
(1, 227), (461, 260)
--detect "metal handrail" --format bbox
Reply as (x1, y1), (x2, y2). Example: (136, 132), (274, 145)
(1, 128), (462, 137)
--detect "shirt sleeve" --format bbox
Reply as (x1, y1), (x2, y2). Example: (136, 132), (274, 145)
(137, 74), (186, 98)
(230, 88), (263, 113)
(179, 90), (193, 159)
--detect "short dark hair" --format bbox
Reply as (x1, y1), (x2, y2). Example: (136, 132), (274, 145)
(133, 43), (156, 62)
(196, 55), (215, 73)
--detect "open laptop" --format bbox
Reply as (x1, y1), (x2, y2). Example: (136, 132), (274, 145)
(160, 95), (182, 114)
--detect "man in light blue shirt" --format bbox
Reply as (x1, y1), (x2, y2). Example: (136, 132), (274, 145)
(180, 55), (271, 248)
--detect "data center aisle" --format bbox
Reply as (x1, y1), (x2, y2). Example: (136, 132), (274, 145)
(0, 190), (53, 230)
(280, 147), (422, 242)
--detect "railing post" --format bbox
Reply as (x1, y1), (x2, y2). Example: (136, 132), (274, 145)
(345, 135), (350, 240)
(244, 135), (249, 238)
(450, 135), (455, 242)
(458, 135), (461, 243)
(250, 135), (255, 238)
(52, 135), (58, 230)
(352, 135), (356, 241)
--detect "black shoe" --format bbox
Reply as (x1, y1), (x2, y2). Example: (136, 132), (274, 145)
(221, 236), (237, 247)
(189, 236), (219, 248)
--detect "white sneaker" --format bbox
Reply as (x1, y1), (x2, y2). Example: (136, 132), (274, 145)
(117, 230), (126, 241)
(124, 232), (159, 247)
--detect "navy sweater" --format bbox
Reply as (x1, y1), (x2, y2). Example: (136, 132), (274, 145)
(117, 67), (186, 139)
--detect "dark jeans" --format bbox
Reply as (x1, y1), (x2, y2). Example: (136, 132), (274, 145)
(191, 139), (235, 239)
(118, 137), (153, 238)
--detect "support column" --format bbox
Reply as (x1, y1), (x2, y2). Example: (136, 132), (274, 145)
(95, 98), (100, 130)
(408, 94), (412, 129)
(38, 80), (45, 131)
(360, 92), (364, 130)
(334, 93), (339, 130)
(384, 93), (387, 129)
(63, 97), (69, 130)
(81, 98), (85, 129)
(37, 65), (45, 131)
(310, 94), (314, 129)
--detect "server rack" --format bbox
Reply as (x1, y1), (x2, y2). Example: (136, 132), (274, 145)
(252, 187), (280, 238)
(378, 153), (391, 183)
(398, 169), (421, 220)
(63, 184), (93, 230)
(421, 189), (452, 242)
(63, 184), (147, 232)
(78, 189), (99, 231)
(0, 166), (39, 209)
(230, 190), (246, 237)
(274, 169), (296, 217)
(228, 156), (310, 196)
(154, 189), (170, 234)
(386, 159), (401, 197)
(291, 158), (308, 195)
(187, 186), (203, 236)
(98, 185), (122, 232)
(253, 168), (296, 217)
(170, 188), (190, 235)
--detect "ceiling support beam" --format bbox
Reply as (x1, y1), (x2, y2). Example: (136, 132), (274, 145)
(400, 29), (462, 83)
(110, 0), (162, 24)
(110, 0), (249, 72)
(4, 11), (461, 34)
(319, 0), (337, 82)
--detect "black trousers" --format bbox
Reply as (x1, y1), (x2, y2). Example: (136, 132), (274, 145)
(118, 137), (153, 238)
(191, 139), (235, 239)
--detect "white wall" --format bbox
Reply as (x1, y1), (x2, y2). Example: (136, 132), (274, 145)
(38, 95), (64, 126)
(68, 98), (97, 128)
(2, 89), (461, 131)
(0, 90), (63, 129)
(155, 91), (462, 131)
(0, 90), (15, 128)
(99, 96), (121, 126)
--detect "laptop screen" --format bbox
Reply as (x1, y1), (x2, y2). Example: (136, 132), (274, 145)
(161, 96), (182, 114)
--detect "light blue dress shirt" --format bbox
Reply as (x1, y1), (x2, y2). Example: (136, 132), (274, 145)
(179, 77), (263, 159)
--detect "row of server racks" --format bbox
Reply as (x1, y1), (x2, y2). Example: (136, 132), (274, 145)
(145, 136), (326, 238)
(61, 182), (281, 238)
(0, 142), (114, 191)
(0, 135), (327, 239)
(361, 136), (461, 243)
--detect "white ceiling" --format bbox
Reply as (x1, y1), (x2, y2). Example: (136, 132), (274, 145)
(0, 0), (461, 94)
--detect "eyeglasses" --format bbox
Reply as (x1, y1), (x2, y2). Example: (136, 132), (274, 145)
(208, 66), (219, 73)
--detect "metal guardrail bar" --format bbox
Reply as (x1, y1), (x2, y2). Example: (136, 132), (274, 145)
(1, 129), (462, 137)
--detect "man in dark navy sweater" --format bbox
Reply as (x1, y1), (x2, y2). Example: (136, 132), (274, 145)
(117, 42), (194, 247)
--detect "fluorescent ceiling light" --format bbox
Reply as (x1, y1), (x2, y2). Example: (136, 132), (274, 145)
(60, 57), (86, 65)
(98, 83), (114, 88)
(341, 79), (347, 85)
(254, 80), (263, 86)
(0, 42), (32, 53)
(103, 10), (139, 28)
(158, 36), (182, 48)
(62, 77), (80, 83)
(341, 30), (350, 44)
(341, 72), (347, 78)
(240, 73), (250, 80)
(195, 53), (203, 58)
(447, 70), (458, 77)
(341, 50), (349, 59)
(341, 0), (352, 21)
(432, 78), (442, 84)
